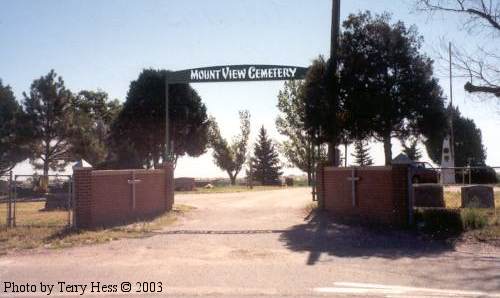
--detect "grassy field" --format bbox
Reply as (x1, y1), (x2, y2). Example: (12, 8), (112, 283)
(0, 202), (192, 255)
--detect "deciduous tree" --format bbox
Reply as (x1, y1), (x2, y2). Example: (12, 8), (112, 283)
(208, 111), (251, 185)
(70, 90), (121, 167)
(415, 0), (500, 99)
(276, 80), (326, 185)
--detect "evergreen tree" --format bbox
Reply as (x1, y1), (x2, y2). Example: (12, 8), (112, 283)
(250, 126), (283, 185)
(425, 106), (486, 167)
(23, 70), (74, 177)
(340, 12), (447, 165)
(109, 69), (209, 168)
(351, 140), (373, 166)
(401, 138), (423, 161)
(0, 80), (30, 175)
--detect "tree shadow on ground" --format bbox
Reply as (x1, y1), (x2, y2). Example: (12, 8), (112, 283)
(279, 211), (456, 265)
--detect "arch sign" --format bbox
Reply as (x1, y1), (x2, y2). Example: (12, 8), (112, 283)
(166, 64), (309, 83)
(164, 64), (309, 159)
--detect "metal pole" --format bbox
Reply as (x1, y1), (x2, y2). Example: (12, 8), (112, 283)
(7, 171), (12, 227)
(467, 166), (472, 184)
(67, 176), (72, 228)
(317, 134), (325, 209)
(165, 80), (170, 163)
(330, 0), (341, 59)
(449, 42), (455, 161)
(13, 175), (17, 227)
(328, 0), (341, 166)
(132, 171), (136, 209)
(311, 136), (316, 201)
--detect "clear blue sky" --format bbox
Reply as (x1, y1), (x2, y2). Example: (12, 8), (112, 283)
(1, 0), (498, 177)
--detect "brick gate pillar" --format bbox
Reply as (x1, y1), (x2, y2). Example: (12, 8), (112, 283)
(73, 162), (93, 229)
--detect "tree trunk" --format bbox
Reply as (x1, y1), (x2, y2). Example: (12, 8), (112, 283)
(42, 158), (49, 193)
(228, 172), (236, 185)
(344, 143), (348, 167)
(307, 170), (312, 186)
(383, 135), (392, 166)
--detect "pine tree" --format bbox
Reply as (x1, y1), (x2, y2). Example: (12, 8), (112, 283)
(250, 126), (283, 185)
(351, 140), (373, 166)
(401, 138), (422, 161)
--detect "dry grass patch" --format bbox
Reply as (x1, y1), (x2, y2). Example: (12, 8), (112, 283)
(444, 191), (500, 208)
(303, 201), (318, 216)
(0, 201), (67, 227)
(441, 191), (500, 243)
(0, 203), (193, 255)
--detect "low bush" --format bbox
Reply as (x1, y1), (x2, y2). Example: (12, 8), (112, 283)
(414, 208), (463, 237)
(461, 208), (489, 230)
(455, 166), (498, 184)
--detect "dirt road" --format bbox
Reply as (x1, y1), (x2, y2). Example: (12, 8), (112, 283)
(1, 188), (499, 297)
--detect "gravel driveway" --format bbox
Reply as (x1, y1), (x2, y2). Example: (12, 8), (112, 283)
(0, 187), (499, 297)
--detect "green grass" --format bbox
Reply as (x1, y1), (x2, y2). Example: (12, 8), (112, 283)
(0, 202), (192, 255)
(177, 185), (304, 194)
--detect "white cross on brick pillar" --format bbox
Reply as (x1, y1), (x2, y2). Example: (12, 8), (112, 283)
(127, 171), (142, 209)
(346, 168), (360, 207)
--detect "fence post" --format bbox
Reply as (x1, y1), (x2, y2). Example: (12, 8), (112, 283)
(12, 175), (17, 227)
(317, 163), (325, 210)
(468, 166), (472, 184)
(7, 171), (12, 227)
(67, 176), (72, 228)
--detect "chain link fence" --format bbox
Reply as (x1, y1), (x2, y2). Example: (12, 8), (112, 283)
(0, 173), (12, 229)
(1, 174), (73, 228)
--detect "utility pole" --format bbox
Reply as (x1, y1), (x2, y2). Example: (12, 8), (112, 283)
(448, 42), (455, 160)
(327, 0), (341, 166)
(165, 81), (170, 163)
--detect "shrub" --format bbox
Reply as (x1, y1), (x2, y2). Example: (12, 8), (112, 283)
(414, 208), (463, 237)
(456, 167), (498, 184)
(461, 208), (488, 230)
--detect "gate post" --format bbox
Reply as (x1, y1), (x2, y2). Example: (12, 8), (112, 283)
(73, 161), (93, 229)
(7, 171), (12, 227)
(316, 163), (326, 210)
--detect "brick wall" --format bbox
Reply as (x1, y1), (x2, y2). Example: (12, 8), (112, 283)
(316, 165), (409, 226)
(73, 163), (174, 229)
